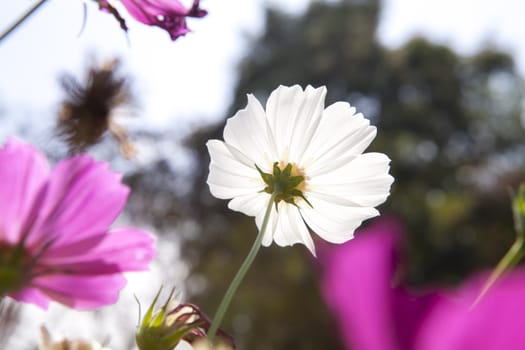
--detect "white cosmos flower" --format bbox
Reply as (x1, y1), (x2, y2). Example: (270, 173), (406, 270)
(206, 85), (394, 256)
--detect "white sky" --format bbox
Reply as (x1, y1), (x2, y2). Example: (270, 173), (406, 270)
(379, 0), (525, 66)
(1, 0), (524, 131)
(1, 0), (525, 348)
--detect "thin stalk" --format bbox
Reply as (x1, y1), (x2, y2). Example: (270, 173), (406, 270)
(0, 0), (50, 43)
(472, 237), (525, 307)
(207, 194), (275, 343)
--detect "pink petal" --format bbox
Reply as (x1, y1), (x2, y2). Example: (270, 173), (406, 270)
(32, 274), (127, 310)
(121, 0), (163, 24)
(416, 269), (525, 350)
(41, 228), (156, 273)
(121, 0), (189, 24)
(120, 0), (207, 40)
(8, 286), (51, 310)
(319, 217), (438, 350)
(0, 138), (49, 244)
(26, 155), (129, 248)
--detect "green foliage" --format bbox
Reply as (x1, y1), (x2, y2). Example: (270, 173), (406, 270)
(513, 184), (525, 237)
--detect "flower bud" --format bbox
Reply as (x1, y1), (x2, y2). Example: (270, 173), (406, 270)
(135, 287), (234, 350)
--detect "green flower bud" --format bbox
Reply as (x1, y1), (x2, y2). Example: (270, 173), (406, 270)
(135, 287), (234, 350)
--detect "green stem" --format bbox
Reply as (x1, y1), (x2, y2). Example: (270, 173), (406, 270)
(0, 0), (50, 43)
(207, 194), (275, 343)
(472, 237), (525, 307)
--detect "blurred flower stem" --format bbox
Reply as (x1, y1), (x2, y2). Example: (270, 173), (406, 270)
(474, 184), (525, 306)
(207, 194), (276, 342)
(0, 0), (49, 42)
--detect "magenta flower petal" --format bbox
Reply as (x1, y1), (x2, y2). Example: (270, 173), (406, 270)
(42, 228), (156, 273)
(320, 216), (525, 350)
(0, 137), (49, 244)
(319, 217), (439, 350)
(0, 138), (156, 310)
(120, 0), (207, 40)
(26, 155), (129, 248)
(321, 218), (400, 350)
(416, 269), (525, 350)
(31, 274), (127, 310)
(9, 286), (50, 309)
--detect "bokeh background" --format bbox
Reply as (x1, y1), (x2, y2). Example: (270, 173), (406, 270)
(1, 0), (525, 349)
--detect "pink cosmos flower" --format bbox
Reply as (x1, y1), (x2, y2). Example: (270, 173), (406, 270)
(0, 138), (156, 310)
(117, 0), (207, 40)
(319, 217), (525, 350)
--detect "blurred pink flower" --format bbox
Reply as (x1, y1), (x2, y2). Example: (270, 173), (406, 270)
(119, 0), (207, 40)
(0, 138), (156, 310)
(319, 217), (525, 350)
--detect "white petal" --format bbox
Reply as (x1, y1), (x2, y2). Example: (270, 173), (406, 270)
(224, 143), (259, 169)
(265, 85), (327, 162)
(303, 102), (377, 175)
(273, 202), (301, 243)
(286, 205), (316, 256)
(223, 94), (277, 167)
(207, 140), (255, 177)
(258, 203), (279, 247)
(254, 201), (316, 255)
(206, 140), (263, 199)
(208, 136), (261, 170)
(208, 164), (263, 194)
(228, 193), (267, 217)
(308, 153), (394, 207)
(300, 194), (379, 244)
(273, 209), (294, 246)
(207, 183), (261, 199)
(290, 86), (327, 163)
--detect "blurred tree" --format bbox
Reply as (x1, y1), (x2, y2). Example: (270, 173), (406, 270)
(124, 0), (525, 349)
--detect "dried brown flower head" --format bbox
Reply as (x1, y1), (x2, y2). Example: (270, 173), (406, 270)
(57, 58), (136, 158)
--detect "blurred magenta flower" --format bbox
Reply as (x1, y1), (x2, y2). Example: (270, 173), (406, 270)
(0, 138), (156, 310)
(106, 0), (208, 41)
(319, 217), (525, 350)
